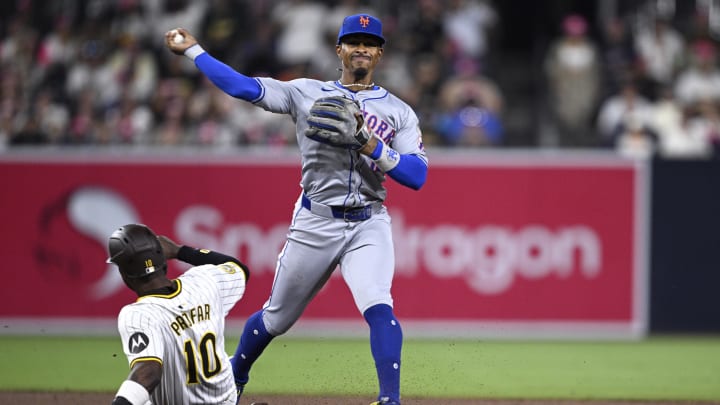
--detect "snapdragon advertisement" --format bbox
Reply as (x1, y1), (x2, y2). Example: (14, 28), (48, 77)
(0, 152), (647, 339)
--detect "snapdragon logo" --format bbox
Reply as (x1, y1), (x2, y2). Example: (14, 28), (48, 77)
(392, 213), (602, 294)
(174, 206), (602, 295)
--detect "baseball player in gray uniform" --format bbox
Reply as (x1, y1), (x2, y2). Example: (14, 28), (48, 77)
(108, 224), (250, 405)
(166, 13), (427, 405)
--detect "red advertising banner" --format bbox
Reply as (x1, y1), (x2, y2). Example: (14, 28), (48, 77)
(0, 151), (647, 338)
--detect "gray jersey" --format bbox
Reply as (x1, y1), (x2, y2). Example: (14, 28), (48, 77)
(117, 263), (246, 405)
(254, 78), (428, 206)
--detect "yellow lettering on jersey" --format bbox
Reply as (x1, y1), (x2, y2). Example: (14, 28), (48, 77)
(170, 304), (212, 336)
(176, 315), (189, 330)
(182, 312), (191, 326)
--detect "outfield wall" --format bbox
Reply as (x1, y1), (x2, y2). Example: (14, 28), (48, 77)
(0, 148), (649, 339)
(649, 158), (720, 333)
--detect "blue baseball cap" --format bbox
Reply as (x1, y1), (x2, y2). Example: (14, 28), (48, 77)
(337, 14), (385, 45)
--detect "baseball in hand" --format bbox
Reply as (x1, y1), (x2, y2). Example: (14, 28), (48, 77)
(171, 30), (184, 44)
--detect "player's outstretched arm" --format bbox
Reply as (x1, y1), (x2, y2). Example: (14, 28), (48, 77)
(157, 235), (250, 281)
(164, 27), (262, 101)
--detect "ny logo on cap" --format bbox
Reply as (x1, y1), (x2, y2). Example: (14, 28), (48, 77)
(359, 15), (369, 28)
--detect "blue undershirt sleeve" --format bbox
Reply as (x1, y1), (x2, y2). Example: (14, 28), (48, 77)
(386, 154), (427, 190)
(194, 52), (262, 101)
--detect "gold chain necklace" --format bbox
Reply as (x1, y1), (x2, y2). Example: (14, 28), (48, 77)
(339, 81), (375, 89)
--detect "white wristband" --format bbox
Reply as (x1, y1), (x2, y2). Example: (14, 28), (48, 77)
(115, 380), (150, 405)
(184, 44), (205, 61)
(373, 141), (400, 172)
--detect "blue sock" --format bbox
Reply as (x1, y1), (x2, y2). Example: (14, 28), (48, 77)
(364, 304), (402, 403)
(230, 310), (275, 386)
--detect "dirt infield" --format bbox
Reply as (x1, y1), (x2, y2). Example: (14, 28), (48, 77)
(2, 392), (719, 405)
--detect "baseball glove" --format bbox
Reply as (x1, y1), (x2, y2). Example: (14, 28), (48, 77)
(305, 96), (370, 150)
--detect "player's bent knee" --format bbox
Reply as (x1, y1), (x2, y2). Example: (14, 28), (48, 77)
(262, 312), (299, 336)
(358, 297), (394, 315)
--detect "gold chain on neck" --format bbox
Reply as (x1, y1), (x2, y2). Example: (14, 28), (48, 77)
(339, 81), (375, 89)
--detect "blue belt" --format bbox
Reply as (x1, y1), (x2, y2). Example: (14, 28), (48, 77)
(301, 194), (374, 222)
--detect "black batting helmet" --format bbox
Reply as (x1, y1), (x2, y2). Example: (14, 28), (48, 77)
(107, 224), (166, 278)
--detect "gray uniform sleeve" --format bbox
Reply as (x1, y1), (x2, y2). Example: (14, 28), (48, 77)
(252, 77), (312, 118)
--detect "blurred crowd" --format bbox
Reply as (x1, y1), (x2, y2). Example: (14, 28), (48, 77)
(542, 1), (720, 159)
(2, 0), (720, 159)
(0, 0), (503, 150)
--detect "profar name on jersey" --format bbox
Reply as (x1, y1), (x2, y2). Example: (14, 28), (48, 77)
(171, 304), (211, 336)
